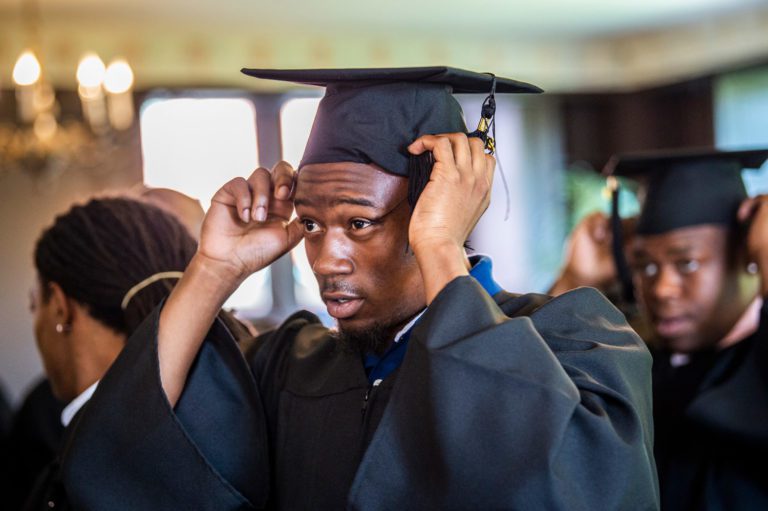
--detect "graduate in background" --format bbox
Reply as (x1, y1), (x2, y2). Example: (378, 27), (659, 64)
(61, 68), (659, 510)
(554, 148), (768, 509)
(3, 187), (207, 511)
(21, 197), (198, 510)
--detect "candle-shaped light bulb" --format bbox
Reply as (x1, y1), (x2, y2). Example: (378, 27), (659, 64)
(77, 53), (108, 133)
(104, 59), (135, 130)
(13, 51), (41, 86)
(13, 51), (42, 123)
(104, 59), (134, 94)
(76, 53), (106, 88)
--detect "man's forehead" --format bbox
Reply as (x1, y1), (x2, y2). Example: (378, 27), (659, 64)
(294, 162), (406, 205)
(634, 224), (728, 252)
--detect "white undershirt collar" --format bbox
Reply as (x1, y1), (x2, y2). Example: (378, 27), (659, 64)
(393, 309), (426, 344)
(61, 380), (99, 427)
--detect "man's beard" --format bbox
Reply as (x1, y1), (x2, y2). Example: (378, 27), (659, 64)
(332, 321), (395, 357)
(321, 278), (418, 356)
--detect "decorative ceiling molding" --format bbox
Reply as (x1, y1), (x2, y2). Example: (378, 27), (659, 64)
(0, 5), (766, 93)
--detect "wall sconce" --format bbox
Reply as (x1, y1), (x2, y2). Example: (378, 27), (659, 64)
(1, 48), (137, 177)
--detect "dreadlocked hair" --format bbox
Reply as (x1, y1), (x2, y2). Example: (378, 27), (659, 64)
(34, 197), (197, 336)
(408, 152), (474, 252)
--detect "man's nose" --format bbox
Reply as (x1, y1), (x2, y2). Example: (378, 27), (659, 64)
(652, 265), (683, 301)
(312, 232), (354, 278)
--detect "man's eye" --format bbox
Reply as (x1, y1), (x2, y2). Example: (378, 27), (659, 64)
(635, 263), (658, 278)
(677, 259), (700, 274)
(302, 219), (319, 233)
(350, 219), (372, 230)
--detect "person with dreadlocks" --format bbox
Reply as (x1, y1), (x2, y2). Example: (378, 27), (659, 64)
(61, 68), (658, 510)
(21, 196), (199, 510)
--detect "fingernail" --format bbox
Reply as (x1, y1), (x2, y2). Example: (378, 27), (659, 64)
(254, 206), (267, 222)
(276, 185), (290, 200)
(241, 208), (250, 223)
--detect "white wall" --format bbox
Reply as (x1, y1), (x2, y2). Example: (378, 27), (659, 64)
(460, 94), (566, 293)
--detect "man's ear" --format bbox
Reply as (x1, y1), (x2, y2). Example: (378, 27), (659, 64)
(47, 281), (73, 328)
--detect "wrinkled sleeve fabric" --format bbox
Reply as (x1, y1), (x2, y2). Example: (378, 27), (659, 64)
(59, 305), (269, 511)
(349, 277), (659, 511)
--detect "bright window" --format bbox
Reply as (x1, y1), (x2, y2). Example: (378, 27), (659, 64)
(715, 66), (768, 194)
(140, 95), (271, 314)
(140, 97), (259, 209)
(280, 97), (321, 169)
(280, 97), (326, 315)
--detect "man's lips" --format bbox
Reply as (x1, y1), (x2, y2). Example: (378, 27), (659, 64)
(322, 292), (365, 319)
(654, 314), (693, 338)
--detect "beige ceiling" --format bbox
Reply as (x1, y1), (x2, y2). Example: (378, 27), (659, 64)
(0, 0), (767, 92)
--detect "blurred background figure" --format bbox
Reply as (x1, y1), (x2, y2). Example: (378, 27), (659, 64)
(553, 148), (768, 509)
(615, 149), (768, 510)
(132, 185), (206, 241)
(6, 197), (198, 509)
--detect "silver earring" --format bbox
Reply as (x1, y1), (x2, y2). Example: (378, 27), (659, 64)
(747, 262), (759, 275)
(55, 323), (69, 334)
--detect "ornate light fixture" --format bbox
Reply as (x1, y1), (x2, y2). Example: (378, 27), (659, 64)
(0, 0), (137, 176)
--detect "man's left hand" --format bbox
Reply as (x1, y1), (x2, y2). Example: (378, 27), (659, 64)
(406, 133), (495, 303)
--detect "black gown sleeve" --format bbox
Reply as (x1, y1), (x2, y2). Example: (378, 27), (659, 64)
(348, 277), (659, 510)
(59, 305), (270, 511)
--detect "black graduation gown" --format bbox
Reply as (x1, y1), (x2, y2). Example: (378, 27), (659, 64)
(652, 299), (768, 510)
(61, 277), (659, 510)
(1, 379), (65, 511)
(0, 382), (10, 438)
(21, 408), (83, 511)
(59, 313), (270, 510)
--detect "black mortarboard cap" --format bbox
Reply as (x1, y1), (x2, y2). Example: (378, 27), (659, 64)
(600, 147), (768, 305)
(241, 67), (542, 177)
(604, 148), (768, 235)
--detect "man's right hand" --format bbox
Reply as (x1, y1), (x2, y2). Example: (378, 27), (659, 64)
(199, 161), (304, 284)
(158, 162), (303, 407)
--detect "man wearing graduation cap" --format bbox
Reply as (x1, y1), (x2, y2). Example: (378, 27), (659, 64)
(59, 68), (658, 510)
(556, 148), (768, 509)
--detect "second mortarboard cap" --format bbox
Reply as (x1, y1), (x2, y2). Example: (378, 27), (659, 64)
(241, 66), (542, 177)
(604, 147), (768, 236)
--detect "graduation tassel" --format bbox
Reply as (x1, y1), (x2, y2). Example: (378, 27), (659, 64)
(608, 177), (636, 304)
(467, 75), (497, 154)
(409, 74), (503, 210)
(406, 73), (505, 254)
(467, 75), (512, 221)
